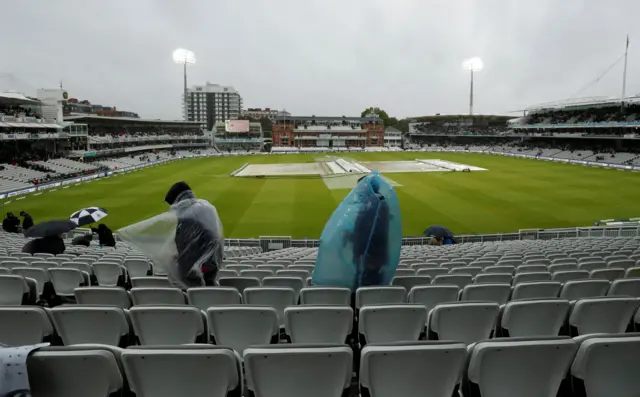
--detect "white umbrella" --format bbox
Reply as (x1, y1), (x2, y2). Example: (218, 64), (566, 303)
(70, 207), (108, 226)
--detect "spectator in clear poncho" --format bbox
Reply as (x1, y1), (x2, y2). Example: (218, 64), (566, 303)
(117, 181), (224, 289)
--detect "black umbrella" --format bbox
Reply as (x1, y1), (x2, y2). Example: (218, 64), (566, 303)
(423, 225), (454, 239)
(24, 220), (77, 238)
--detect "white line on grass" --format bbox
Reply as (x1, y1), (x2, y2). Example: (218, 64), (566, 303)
(15, 197), (25, 201)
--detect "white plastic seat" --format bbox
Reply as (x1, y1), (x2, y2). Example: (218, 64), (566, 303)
(391, 276), (432, 291)
(275, 269), (308, 279)
(548, 264), (579, 274)
(571, 336), (640, 397)
(244, 345), (352, 397)
(74, 287), (131, 308)
(360, 342), (467, 397)
(450, 266), (483, 277)
(524, 258), (550, 266)
(590, 268), (625, 281)
(394, 268), (416, 277)
(607, 259), (635, 270)
(218, 277), (261, 294)
(552, 270), (589, 283)
(359, 304), (427, 344)
(0, 306), (53, 345)
(48, 268), (85, 297)
(217, 269), (239, 278)
(289, 264), (315, 275)
(285, 306), (353, 343)
(474, 273), (512, 284)
(511, 281), (562, 300)
(50, 306), (130, 346)
(578, 261), (607, 272)
(433, 274), (473, 289)
(256, 264), (285, 273)
(122, 345), (241, 397)
(356, 286), (407, 308)
(240, 269), (274, 281)
(207, 305), (278, 354)
(129, 287), (186, 305)
(416, 268), (448, 278)
(226, 264), (254, 272)
(625, 267), (640, 278)
(461, 283), (511, 304)
(569, 297), (639, 335)
(0, 260), (28, 270)
(552, 258), (578, 265)
(513, 272), (551, 284)
(516, 265), (547, 274)
(408, 285), (459, 313)
(124, 258), (151, 278)
(483, 265), (515, 275)
(187, 287), (242, 310)
(427, 302), (500, 344)
(499, 299), (570, 337)
(243, 287), (297, 327)
(299, 287), (351, 305)
(262, 276), (305, 299)
(27, 345), (124, 397)
(464, 338), (578, 397)
(92, 263), (125, 286)
(559, 280), (610, 300)
(0, 274), (30, 304)
(131, 276), (172, 288)
(608, 278), (640, 297)
(130, 306), (205, 345)
(11, 267), (48, 297)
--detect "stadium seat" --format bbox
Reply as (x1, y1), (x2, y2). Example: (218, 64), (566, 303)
(516, 265), (548, 274)
(551, 270), (588, 283)
(524, 258), (550, 266)
(131, 276), (172, 288)
(48, 268), (85, 297)
(416, 268), (449, 278)
(0, 274), (31, 304)
(432, 274), (473, 289)
(187, 287), (242, 310)
(206, 306), (278, 353)
(360, 341), (467, 397)
(608, 259), (635, 270)
(256, 264), (286, 273)
(569, 297), (640, 336)
(608, 278), (640, 297)
(0, 307), (53, 345)
(262, 276), (305, 298)
(240, 269), (274, 281)
(391, 276), (432, 291)
(559, 280), (610, 300)
(130, 306), (205, 345)
(50, 306), (130, 346)
(299, 287), (351, 305)
(275, 269), (308, 279)
(483, 265), (515, 275)
(571, 335), (640, 397)
(626, 267), (640, 277)
(124, 258), (151, 278)
(511, 281), (562, 300)
(552, 258), (578, 265)
(590, 268), (625, 281)
(289, 264), (315, 275)
(359, 304), (427, 344)
(463, 338), (578, 397)
(129, 287), (186, 305)
(450, 266), (483, 277)
(356, 286), (407, 308)
(408, 285), (459, 312)
(498, 299), (570, 337)
(497, 259), (522, 267)
(460, 283), (511, 304)
(427, 302), (500, 344)
(218, 277), (261, 294)
(11, 267), (48, 298)
(0, 260), (28, 270)
(244, 287), (297, 328)
(513, 272), (552, 284)
(91, 263), (125, 286)
(74, 287), (131, 308)
(27, 345), (124, 397)
(226, 264), (254, 272)
(474, 273), (512, 284)
(244, 344), (352, 397)
(284, 306), (353, 343)
(122, 345), (242, 397)
(578, 261), (607, 272)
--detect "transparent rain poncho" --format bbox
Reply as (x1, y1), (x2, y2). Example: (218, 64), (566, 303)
(117, 193), (224, 289)
(312, 172), (402, 291)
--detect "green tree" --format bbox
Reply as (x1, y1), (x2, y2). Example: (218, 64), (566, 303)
(361, 107), (390, 126)
(259, 117), (273, 137)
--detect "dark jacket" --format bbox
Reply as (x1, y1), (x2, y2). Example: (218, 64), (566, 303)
(22, 236), (66, 255)
(22, 214), (34, 231)
(173, 190), (223, 287)
(2, 216), (20, 233)
(72, 234), (92, 247)
(91, 226), (116, 247)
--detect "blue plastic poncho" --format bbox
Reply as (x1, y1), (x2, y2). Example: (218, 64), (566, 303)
(312, 172), (402, 291)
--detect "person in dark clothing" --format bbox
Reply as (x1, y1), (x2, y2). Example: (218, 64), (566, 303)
(165, 181), (223, 287)
(72, 233), (92, 247)
(22, 235), (66, 255)
(2, 212), (20, 233)
(20, 211), (34, 231)
(91, 224), (116, 247)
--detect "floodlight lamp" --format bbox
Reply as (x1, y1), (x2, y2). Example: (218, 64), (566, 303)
(462, 57), (484, 72)
(173, 48), (196, 65)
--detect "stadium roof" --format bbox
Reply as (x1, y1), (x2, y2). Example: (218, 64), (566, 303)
(0, 92), (41, 105)
(274, 115), (380, 122)
(410, 114), (512, 122)
(525, 95), (640, 112)
(64, 115), (202, 126)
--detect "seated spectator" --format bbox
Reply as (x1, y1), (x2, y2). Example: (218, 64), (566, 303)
(22, 235), (66, 255)
(2, 212), (20, 233)
(92, 223), (116, 247)
(20, 211), (34, 231)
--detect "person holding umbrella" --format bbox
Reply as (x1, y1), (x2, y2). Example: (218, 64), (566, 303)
(69, 207), (115, 247)
(424, 225), (456, 245)
(19, 211), (34, 231)
(22, 220), (77, 255)
(91, 224), (116, 247)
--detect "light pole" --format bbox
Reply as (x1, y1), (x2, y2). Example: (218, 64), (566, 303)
(462, 57), (483, 115)
(172, 48), (196, 120)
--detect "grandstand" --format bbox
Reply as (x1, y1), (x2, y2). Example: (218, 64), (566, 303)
(0, 226), (639, 396)
(214, 119), (263, 152)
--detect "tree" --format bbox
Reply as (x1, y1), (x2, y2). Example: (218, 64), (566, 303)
(361, 107), (390, 126)
(259, 117), (272, 136)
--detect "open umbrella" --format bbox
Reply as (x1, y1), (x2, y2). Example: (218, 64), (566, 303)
(423, 225), (454, 239)
(24, 219), (77, 238)
(70, 207), (108, 226)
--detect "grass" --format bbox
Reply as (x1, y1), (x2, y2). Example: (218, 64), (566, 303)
(4, 152), (640, 238)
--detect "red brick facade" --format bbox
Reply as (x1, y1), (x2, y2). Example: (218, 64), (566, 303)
(272, 120), (385, 148)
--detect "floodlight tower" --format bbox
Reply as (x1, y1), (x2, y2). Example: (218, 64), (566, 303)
(462, 57), (484, 115)
(173, 48), (196, 120)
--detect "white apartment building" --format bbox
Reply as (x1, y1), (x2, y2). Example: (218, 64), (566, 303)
(184, 82), (242, 131)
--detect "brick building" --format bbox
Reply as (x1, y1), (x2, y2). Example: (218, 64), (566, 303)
(272, 115), (384, 149)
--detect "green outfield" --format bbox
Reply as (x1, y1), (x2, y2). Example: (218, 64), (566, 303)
(5, 152), (640, 238)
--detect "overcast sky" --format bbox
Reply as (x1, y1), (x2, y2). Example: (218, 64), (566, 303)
(0, 0), (638, 119)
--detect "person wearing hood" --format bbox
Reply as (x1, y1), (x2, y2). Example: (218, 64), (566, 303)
(91, 224), (116, 247)
(22, 235), (66, 255)
(165, 181), (223, 287)
(72, 233), (93, 247)
(20, 211), (34, 231)
(2, 212), (20, 233)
